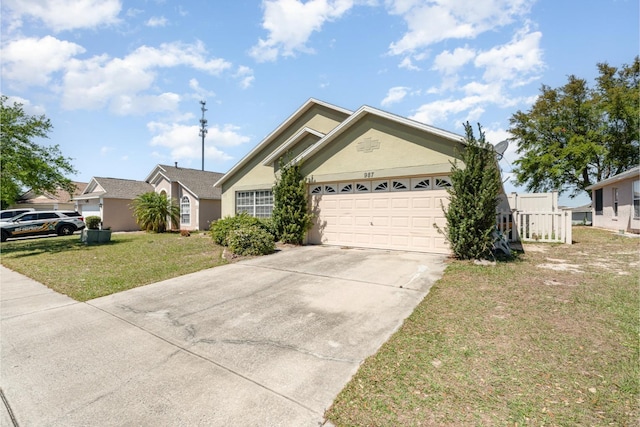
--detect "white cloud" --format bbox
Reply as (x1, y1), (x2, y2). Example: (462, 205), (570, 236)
(60, 41), (232, 113)
(234, 66), (255, 89)
(250, 0), (354, 62)
(146, 16), (168, 27)
(3, 0), (122, 32)
(398, 57), (421, 71)
(381, 86), (409, 106)
(432, 46), (475, 75)
(409, 96), (483, 124)
(188, 79), (216, 99)
(386, 0), (532, 55)
(475, 27), (544, 86)
(148, 121), (250, 162)
(3, 95), (46, 115)
(1, 36), (85, 87)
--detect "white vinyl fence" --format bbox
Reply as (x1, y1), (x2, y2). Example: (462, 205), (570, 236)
(496, 210), (573, 244)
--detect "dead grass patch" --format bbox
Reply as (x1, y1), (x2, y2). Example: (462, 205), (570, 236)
(326, 227), (639, 426)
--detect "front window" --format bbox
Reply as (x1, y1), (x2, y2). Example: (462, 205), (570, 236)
(180, 196), (190, 225)
(236, 190), (273, 218)
(613, 188), (619, 217)
(595, 189), (603, 215)
(634, 181), (640, 219)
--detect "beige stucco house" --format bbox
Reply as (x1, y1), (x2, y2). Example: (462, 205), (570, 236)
(145, 164), (223, 231)
(586, 166), (640, 233)
(215, 98), (468, 254)
(76, 177), (153, 231)
(14, 182), (87, 211)
(76, 164), (224, 232)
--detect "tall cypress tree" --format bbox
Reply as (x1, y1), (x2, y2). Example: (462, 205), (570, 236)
(442, 122), (501, 260)
(272, 159), (312, 244)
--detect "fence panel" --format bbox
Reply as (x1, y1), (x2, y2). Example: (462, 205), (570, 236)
(496, 210), (572, 244)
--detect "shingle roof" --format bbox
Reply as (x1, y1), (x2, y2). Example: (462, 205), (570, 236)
(85, 177), (154, 199)
(19, 181), (88, 203)
(154, 165), (224, 199)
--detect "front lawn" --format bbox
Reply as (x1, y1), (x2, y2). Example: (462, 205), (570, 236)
(0, 232), (226, 301)
(326, 227), (639, 426)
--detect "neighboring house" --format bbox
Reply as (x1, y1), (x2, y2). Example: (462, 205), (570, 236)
(14, 182), (87, 211)
(76, 177), (153, 231)
(215, 98), (470, 254)
(569, 204), (592, 226)
(145, 164), (224, 231)
(76, 165), (224, 232)
(586, 166), (640, 233)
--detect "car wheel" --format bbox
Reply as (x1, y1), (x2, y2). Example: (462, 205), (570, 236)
(1, 231), (7, 242)
(57, 224), (75, 236)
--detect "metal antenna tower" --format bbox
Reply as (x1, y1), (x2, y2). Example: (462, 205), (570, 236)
(199, 100), (208, 171)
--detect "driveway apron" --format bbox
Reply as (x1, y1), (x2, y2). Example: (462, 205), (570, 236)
(1, 245), (446, 426)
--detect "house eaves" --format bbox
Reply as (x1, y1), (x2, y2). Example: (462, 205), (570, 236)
(78, 177), (153, 199)
(214, 98), (353, 188)
(149, 164), (223, 199)
(585, 166), (640, 191)
(262, 127), (325, 166)
(292, 105), (465, 165)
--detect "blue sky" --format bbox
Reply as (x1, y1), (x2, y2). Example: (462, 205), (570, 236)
(2, 0), (637, 207)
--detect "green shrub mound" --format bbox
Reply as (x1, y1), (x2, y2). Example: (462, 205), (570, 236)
(85, 216), (101, 230)
(210, 213), (266, 245)
(226, 225), (275, 256)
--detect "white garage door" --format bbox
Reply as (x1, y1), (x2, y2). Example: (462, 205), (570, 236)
(308, 177), (451, 254)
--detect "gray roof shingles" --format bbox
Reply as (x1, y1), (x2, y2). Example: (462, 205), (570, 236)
(88, 177), (154, 199)
(155, 165), (224, 199)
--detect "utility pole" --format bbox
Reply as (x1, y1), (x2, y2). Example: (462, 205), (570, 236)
(199, 100), (208, 171)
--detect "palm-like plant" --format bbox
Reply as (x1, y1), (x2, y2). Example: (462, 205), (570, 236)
(131, 192), (179, 233)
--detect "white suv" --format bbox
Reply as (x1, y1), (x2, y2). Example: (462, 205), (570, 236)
(0, 211), (85, 242)
(0, 208), (35, 223)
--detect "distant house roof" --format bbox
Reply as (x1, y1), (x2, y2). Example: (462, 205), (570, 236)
(146, 164), (224, 199)
(18, 181), (87, 204)
(570, 203), (592, 213)
(79, 177), (153, 200)
(585, 166), (640, 190)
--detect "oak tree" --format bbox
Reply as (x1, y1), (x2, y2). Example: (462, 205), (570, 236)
(509, 57), (639, 198)
(1, 95), (77, 208)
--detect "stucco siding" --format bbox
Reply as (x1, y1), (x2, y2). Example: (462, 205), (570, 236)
(103, 199), (139, 231)
(302, 115), (463, 182)
(220, 104), (348, 217)
(198, 199), (221, 231)
(592, 178), (639, 232)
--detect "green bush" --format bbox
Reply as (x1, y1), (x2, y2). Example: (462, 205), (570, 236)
(210, 213), (267, 245)
(226, 225), (275, 256)
(85, 216), (101, 230)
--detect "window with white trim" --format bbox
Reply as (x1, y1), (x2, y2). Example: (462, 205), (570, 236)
(434, 176), (452, 188)
(236, 190), (273, 218)
(180, 196), (190, 225)
(373, 180), (389, 192)
(613, 188), (619, 217)
(339, 183), (353, 193)
(411, 178), (431, 190)
(634, 181), (640, 219)
(310, 185), (322, 194)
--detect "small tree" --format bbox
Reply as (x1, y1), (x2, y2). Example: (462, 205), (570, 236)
(1, 95), (77, 208)
(131, 192), (179, 233)
(440, 122), (501, 260)
(272, 159), (312, 244)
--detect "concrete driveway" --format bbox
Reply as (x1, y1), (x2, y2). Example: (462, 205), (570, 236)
(1, 245), (446, 426)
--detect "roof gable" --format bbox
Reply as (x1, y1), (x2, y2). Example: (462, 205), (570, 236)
(214, 98), (352, 187)
(147, 164), (224, 199)
(80, 177), (153, 199)
(294, 105), (464, 165)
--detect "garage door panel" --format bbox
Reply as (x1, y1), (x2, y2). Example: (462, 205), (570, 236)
(309, 188), (449, 253)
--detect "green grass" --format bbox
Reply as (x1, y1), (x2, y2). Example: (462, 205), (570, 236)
(0, 232), (226, 301)
(326, 227), (639, 426)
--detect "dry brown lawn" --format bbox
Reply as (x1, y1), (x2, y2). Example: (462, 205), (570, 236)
(326, 227), (639, 426)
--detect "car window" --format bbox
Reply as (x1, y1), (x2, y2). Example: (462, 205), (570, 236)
(38, 212), (60, 220)
(17, 213), (39, 221)
(1, 212), (16, 219)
